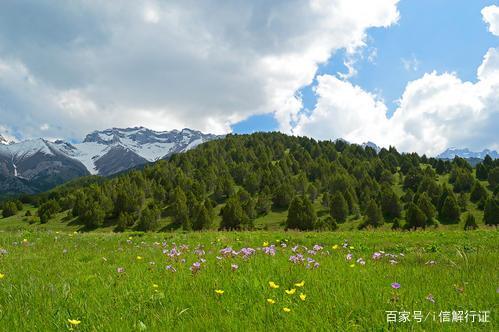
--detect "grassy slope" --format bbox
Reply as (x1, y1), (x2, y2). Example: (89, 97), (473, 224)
(0, 230), (496, 331)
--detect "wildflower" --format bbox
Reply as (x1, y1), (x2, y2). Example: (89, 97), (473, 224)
(349, 264), (355, 268)
(346, 253), (353, 261)
(128, 237), (133, 240)
(356, 258), (366, 265)
(214, 289), (224, 295)
(190, 262), (201, 274)
(289, 254), (304, 264)
(117, 267), (125, 273)
(63, 249), (68, 254)
(285, 289), (296, 295)
(263, 245), (276, 256)
(299, 293), (306, 301)
(166, 265), (177, 273)
(269, 281), (279, 289)
(391, 282), (401, 289)
(282, 307), (291, 313)
(136, 256), (143, 260)
(426, 294), (435, 303)
(313, 262), (320, 269)
(312, 244), (323, 251)
(372, 252), (382, 260)
(294, 280), (305, 287)
(389, 259), (398, 265)
(0, 249), (7, 255)
(0, 273), (4, 279)
(332, 244), (339, 250)
(267, 298), (276, 304)
(425, 260), (437, 265)
(68, 319), (81, 326)
(349, 246), (354, 250)
(263, 241), (269, 247)
(231, 264), (239, 271)
(152, 284), (159, 288)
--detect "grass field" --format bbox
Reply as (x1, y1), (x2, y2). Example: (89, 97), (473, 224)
(0, 229), (497, 331)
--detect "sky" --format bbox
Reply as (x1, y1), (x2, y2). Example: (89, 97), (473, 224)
(0, 0), (498, 156)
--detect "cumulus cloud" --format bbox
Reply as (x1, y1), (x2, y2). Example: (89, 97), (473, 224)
(0, 0), (400, 140)
(293, 5), (499, 156)
(482, 5), (499, 36)
(294, 46), (499, 156)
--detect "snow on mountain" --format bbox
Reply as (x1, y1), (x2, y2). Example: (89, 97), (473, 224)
(0, 135), (7, 145)
(437, 147), (499, 160)
(65, 127), (221, 175)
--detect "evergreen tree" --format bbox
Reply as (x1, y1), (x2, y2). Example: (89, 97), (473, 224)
(470, 181), (488, 203)
(192, 204), (213, 230)
(137, 204), (160, 231)
(2, 201), (18, 218)
(272, 182), (294, 209)
(464, 213), (478, 230)
(286, 196), (315, 230)
(483, 197), (499, 226)
(488, 167), (499, 190)
(381, 187), (402, 220)
(439, 195), (460, 224)
(172, 187), (190, 230)
(363, 199), (384, 228)
(116, 212), (135, 231)
(417, 192), (436, 224)
(406, 202), (427, 229)
(220, 196), (247, 230)
(476, 163), (488, 181)
(329, 192), (348, 223)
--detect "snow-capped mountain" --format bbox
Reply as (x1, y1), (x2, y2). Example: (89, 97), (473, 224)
(437, 147), (499, 160)
(361, 141), (381, 153)
(0, 127), (222, 196)
(0, 135), (7, 145)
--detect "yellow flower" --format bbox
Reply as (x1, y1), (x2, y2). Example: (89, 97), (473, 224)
(263, 241), (269, 247)
(152, 284), (159, 288)
(0, 273), (4, 279)
(285, 289), (296, 295)
(349, 264), (355, 268)
(294, 280), (305, 287)
(299, 293), (307, 301)
(349, 246), (354, 250)
(214, 289), (224, 295)
(68, 319), (81, 326)
(136, 256), (143, 260)
(73, 231), (78, 234)
(266, 298), (276, 304)
(332, 244), (338, 250)
(269, 281), (279, 289)
(128, 237), (133, 240)
(22, 239), (28, 243)
(282, 307), (291, 313)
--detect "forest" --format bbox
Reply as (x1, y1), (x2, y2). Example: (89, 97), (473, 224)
(1, 132), (498, 231)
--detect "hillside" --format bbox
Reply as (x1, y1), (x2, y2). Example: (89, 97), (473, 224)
(1, 132), (498, 232)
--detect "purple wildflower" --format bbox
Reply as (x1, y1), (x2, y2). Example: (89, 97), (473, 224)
(166, 265), (177, 273)
(117, 267), (125, 273)
(356, 258), (366, 265)
(346, 253), (353, 261)
(231, 264), (239, 271)
(426, 294), (435, 303)
(372, 252), (382, 260)
(312, 244), (323, 251)
(190, 262), (201, 274)
(263, 245), (276, 256)
(391, 282), (401, 289)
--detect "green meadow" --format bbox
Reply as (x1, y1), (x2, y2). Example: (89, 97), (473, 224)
(0, 229), (496, 331)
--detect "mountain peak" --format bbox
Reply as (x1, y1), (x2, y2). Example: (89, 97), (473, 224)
(0, 134), (7, 145)
(437, 147), (499, 159)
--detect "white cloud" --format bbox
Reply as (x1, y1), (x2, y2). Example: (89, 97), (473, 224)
(0, 0), (400, 141)
(401, 55), (419, 72)
(294, 46), (499, 155)
(292, 5), (499, 156)
(482, 5), (499, 36)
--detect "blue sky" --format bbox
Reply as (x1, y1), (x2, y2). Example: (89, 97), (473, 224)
(233, 0), (499, 133)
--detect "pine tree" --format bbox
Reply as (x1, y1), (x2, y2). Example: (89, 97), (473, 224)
(488, 167), (499, 190)
(417, 192), (436, 224)
(470, 181), (488, 203)
(406, 202), (427, 229)
(172, 187), (190, 230)
(439, 195), (460, 224)
(476, 163), (488, 181)
(381, 187), (402, 220)
(364, 199), (384, 228)
(464, 213), (478, 230)
(329, 192), (348, 223)
(2, 201), (18, 218)
(286, 196), (302, 230)
(483, 197), (499, 226)
(192, 204), (212, 230)
(220, 196), (247, 230)
(300, 195), (316, 230)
